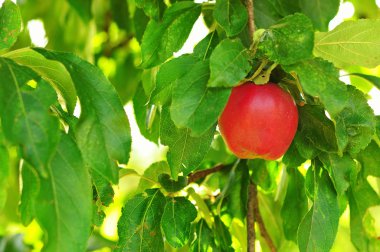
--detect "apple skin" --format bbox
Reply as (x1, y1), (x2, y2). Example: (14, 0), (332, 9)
(218, 82), (298, 160)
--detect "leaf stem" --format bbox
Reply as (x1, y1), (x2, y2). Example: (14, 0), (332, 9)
(245, 0), (255, 42)
(187, 164), (226, 184)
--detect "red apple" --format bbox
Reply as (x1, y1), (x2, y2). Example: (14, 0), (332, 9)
(218, 82), (298, 160)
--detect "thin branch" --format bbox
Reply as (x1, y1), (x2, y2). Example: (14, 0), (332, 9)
(253, 186), (277, 252)
(246, 0), (255, 41)
(187, 164), (226, 184)
(247, 182), (256, 252)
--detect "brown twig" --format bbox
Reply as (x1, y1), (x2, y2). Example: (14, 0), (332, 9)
(187, 164), (225, 184)
(253, 185), (277, 252)
(247, 182), (256, 252)
(246, 0), (255, 42)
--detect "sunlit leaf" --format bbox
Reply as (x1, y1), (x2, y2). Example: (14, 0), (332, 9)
(314, 19), (380, 68)
(135, 0), (166, 21)
(0, 0), (21, 50)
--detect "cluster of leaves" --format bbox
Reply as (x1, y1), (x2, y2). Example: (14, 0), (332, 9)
(1, 0), (380, 252)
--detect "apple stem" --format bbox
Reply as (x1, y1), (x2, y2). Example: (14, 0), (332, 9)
(187, 164), (226, 184)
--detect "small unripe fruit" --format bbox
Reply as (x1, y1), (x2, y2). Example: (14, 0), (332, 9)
(218, 82), (298, 160)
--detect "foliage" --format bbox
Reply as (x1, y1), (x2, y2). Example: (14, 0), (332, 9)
(0, 0), (380, 252)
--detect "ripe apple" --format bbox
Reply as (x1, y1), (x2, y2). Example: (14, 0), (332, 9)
(218, 82), (298, 160)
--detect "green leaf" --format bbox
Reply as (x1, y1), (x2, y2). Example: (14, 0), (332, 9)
(160, 106), (215, 179)
(136, 161), (170, 193)
(19, 163), (40, 226)
(133, 8), (150, 43)
(319, 153), (355, 196)
(5, 48), (77, 114)
(0, 58), (60, 176)
(116, 189), (165, 252)
(281, 168), (308, 242)
(158, 174), (187, 192)
(35, 134), (92, 252)
(254, 0), (282, 29)
(314, 19), (380, 68)
(274, 0), (300, 16)
(334, 86), (376, 154)
(208, 39), (251, 87)
(298, 169), (339, 252)
(214, 0), (248, 37)
(258, 13), (314, 65)
(0, 0), (22, 50)
(133, 85), (160, 143)
(34, 48), (131, 187)
(248, 159), (279, 192)
(348, 177), (380, 251)
(349, 73), (380, 90)
(283, 58), (348, 116)
(299, 0), (339, 31)
(135, 0), (166, 21)
(193, 31), (219, 60)
(140, 2), (201, 68)
(297, 105), (338, 153)
(150, 55), (198, 106)
(66, 0), (92, 23)
(0, 130), (9, 210)
(171, 59), (231, 135)
(161, 197), (197, 248)
(191, 219), (216, 252)
(356, 141), (380, 177)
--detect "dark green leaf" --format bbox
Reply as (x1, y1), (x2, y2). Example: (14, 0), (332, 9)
(150, 55), (198, 106)
(377, 116), (380, 139)
(171, 59), (231, 135)
(19, 163), (39, 226)
(193, 31), (219, 60)
(248, 159), (279, 192)
(258, 13), (314, 65)
(133, 8), (150, 43)
(214, 0), (248, 37)
(283, 58), (348, 116)
(0, 129), (8, 210)
(208, 39), (251, 87)
(0, 58), (60, 176)
(281, 168), (308, 242)
(110, 0), (132, 31)
(223, 161), (249, 220)
(348, 177), (380, 251)
(274, 0), (300, 16)
(133, 85), (160, 143)
(293, 132), (319, 160)
(299, 0), (339, 31)
(161, 197), (197, 248)
(349, 73), (380, 91)
(116, 189), (165, 252)
(334, 86), (376, 154)
(5, 48), (77, 114)
(319, 153), (356, 196)
(214, 216), (233, 250)
(35, 134), (92, 252)
(254, 0), (282, 28)
(160, 106), (215, 179)
(140, 2), (201, 68)
(314, 19), (380, 68)
(158, 174), (187, 192)
(356, 141), (380, 177)
(136, 161), (170, 193)
(282, 141), (306, 168)
(298, 169), (339, 252)
(34, 49), (131, 189)
(297, 105), (338, 153)
(0, 0), (21, 50)
(191, 219), (216, 252)
(135, 0), (166, 21)
(66, 0), (92, 23)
